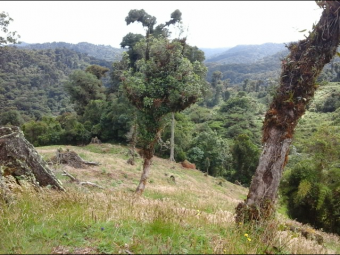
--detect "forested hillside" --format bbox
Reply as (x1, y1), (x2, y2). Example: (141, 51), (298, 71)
(0, 46), (112, 121)
(206, 44), (340, 85)
(199, 47), (231, 60)
(205, 43), (286, 64)
(205, 49), (287, 84)
(16, 41), (125, 62)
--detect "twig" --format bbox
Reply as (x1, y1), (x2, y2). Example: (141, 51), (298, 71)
(81, 160), (100, 166)
(62, 170), (78, 182)
(62, 169), (104, 189)
(79, 181), (104, 189)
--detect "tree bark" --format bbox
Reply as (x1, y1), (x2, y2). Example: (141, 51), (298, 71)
(135, 128), (163, 195)
(169, 112), (176, 162)
(236, 1), (340, 222)
(135, 152), (153, 195)
(0, 126), (65, 193)
(130, 113), (138, 165)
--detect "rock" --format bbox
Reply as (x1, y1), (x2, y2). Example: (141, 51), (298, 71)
(0, 126), (65, 197)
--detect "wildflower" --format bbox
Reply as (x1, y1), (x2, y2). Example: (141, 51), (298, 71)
(101, 227), (104, 231)
(247, 238), (251, 242)
(244, 233), (248, 237)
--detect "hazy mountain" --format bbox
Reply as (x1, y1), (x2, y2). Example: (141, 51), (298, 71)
(199, 47), (232, 60)
(16, 41), (125, 62)
(205, 47), (290, 84)
(205, 43), (287, 64)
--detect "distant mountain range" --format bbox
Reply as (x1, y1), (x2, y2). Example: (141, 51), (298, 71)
(16, 41), (288, 65)
(3, 40), (339, 122)
(16, 41), (125, 62)
(13, 41), (291, 85)
(204, 43), (287, 64)
(199, 47), (232, 60)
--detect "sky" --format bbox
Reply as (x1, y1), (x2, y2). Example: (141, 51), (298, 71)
(1, 1), (323, 49)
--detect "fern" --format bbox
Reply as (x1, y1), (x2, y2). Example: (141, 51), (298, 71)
(294, 179), (312, 204)
(316, 183), (331, 210)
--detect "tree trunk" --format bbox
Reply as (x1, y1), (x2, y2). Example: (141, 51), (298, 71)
(127, 113), (138, 165)
(236, 1), (340, 222)
(135, 155), (152, 195)
(0, 126), (65, 195)
(169, 112), (176, 162)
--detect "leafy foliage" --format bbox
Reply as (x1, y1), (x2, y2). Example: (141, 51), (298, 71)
(229, 134), (260, 186)
(120, 36), (207, 158)
(216, 94), (262, 142)
(281, 126), (340, 234)
(22, 114), (91, 146)
(187, 124), (231, 177)
(17, 41), (124, 62)
(0, 46), (112, 120)
(64, 69), (106, 115)
(0, 11), (20, 45)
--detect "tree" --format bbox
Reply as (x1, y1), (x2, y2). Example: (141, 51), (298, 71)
(64, 70), (106, 115)
(82, 99), (108, 137)
(230, 134), (260, 186)
(156, 112), (195, 162)
(56, 112), (91, 145)
(217, 95), (260, 142)
(117, 9), (206, 192)
(236, 1), (340, 223)
(0, 11), (20, 45)
(121, 9), (182, 69)
(169, 112), (176, 162)
(187, 124), (231, 177)
(0, 109), (24, 126)
(120, 32), (145, 70)
(168, 41), (206, 162)
(85, 65), (109, 80)
(121, 35), (207, 195)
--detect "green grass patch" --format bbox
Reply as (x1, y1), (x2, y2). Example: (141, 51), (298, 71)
(83, 144), (123, 154)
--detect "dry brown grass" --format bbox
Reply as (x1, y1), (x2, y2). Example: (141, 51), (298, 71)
(26, 143), (340, 254)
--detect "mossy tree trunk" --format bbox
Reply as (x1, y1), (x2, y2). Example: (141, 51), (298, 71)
(135, 139), (157, 195)
(236, 1), (340, 222)
(135, 154), (153, 195)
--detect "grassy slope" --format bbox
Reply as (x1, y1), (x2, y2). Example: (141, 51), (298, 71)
(1, 143), (339, 254)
